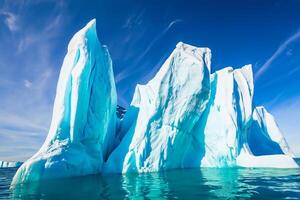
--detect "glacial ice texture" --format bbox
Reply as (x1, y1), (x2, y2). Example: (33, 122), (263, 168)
(104, 42), (212, 173)
(105, 47), (298, 171)
(12, 19), (117, 184)
(11, 20), (299, 185)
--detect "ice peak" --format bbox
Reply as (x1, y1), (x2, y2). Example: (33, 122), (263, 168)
(68, 19), (98, 51)
(255, 105), (265, 111)
(147, 42), (211, 88)
(80, 18), (97, 33)
(176, 41), (211, 57)
(213, 66), (234, 75)
(241, 64), (252, 72)
(176, 41), (206, 51)
(174, 42), (211, 72)
(237, 64), (253, 81)
(87, 18), (96, 27)
(233, 64), (254, 98)
(12, 17), (117, 184)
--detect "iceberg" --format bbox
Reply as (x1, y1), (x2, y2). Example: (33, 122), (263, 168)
(11, 19), (298, 185)
(12, 19), (117, 184)
(0, 161), (23, 168)
(105, 48), (298, 172)
(191, 66), (254, 167)
(104, 42), (212, 173)
(236, 106), (298, 168)
(198, 66), (297, 168)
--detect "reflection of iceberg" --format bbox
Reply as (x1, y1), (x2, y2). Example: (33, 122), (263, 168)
(12, 168), (300, 199)
(11, 19), (298, 185)
(0, 161), (23, 168)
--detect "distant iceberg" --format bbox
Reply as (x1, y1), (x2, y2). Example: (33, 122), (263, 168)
(11, 19), (298, 185)
(0, 161), (23, 168)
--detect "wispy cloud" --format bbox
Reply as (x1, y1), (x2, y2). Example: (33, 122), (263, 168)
(0, 128), (46, 161)
(264, 90), (286, 108)
(287, 65), (300, 76)
(139, 51), (171, 83)
(115, 19), (183, 83)
(255, 29), (300, 80)
(117, 51), (171, 106)
(0, 10), (18, 32)
(0, 1), (68, 161)
(258, 63), (300, 90)
(17, 14), (63, 53)
(24, 79), (32, 88)
(134, 19), (183, 65)
(122, 9), (145, 29)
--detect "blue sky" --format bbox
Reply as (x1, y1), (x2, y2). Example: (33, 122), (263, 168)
(0, 0), (300, 161)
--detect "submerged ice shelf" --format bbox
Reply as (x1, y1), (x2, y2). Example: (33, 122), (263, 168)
(12, 19), (299, 185)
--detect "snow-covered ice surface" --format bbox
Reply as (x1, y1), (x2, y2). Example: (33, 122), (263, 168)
(12, 19), (117, 185)
(0, 161), (22, 168)
(11, 20), (298, 185)
(104, 42), (212, 173)
(105, 46), (298, 172)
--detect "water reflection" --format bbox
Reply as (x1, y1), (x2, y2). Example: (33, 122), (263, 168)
(10, 168), (300, 199)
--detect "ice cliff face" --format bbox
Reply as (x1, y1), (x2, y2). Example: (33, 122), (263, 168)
(11, 19), (298, 185)
(192, 66), (254, 167)
(104, 42), (211, 173)
(197, 66), (296, 168)
(105, 49), (297, 172)
(12, 19), (117, 184)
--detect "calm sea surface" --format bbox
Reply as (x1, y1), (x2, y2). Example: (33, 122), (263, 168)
(1, 165), (300, 199)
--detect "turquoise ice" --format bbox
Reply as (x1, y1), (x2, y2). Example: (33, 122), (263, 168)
(12, 19), (117, 184)
(11, 19), (298, 185)
(104, 42), (212, 173)
(105, 47), (298, 172)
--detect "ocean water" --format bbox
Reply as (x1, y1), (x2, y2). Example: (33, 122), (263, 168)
(1, 167), (300, 199)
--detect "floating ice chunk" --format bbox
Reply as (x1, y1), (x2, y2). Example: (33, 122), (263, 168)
(0, 161), (23, 168)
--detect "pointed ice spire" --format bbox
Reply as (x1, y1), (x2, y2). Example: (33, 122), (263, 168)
(12, 19), (117, 184)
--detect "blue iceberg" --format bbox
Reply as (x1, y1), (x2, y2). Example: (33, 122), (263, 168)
(12, 19), (117, 184)
(12, 19), (298, 185)
(104, 42), (212, 173)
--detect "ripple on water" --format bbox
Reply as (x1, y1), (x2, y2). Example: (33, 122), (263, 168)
(1, 167), (300, 199)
